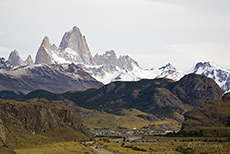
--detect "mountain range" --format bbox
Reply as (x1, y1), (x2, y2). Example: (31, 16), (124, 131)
(0, 26), (230, 94)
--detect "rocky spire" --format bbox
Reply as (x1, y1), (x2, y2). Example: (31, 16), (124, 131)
(117, 55), (140, 71)
(59, 26), (94, 65)
(93, 50), (140, 71)
(24, 55), (34, 65)
(93, 50), (117, 66)
(7, 50), (25, 66)
(35, 36), (56, 64)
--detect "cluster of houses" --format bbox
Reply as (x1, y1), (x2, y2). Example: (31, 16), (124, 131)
(93, 129), (175, 136)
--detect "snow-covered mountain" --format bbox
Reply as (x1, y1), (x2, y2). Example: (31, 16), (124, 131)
(0, 25), (184, 94)
(191, 61), (230, 92)
(2, 26), (230, 93)
(0, 63), (103, 94)
(35, 26), (94, 65)
(33, 26), (184, 84)
(80, 61), (184, 84)
(155, 63), (184, 81)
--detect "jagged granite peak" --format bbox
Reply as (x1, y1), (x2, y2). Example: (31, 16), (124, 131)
(24, 55), (33, 65)
(35, 36), (56, 64)
(93, 50), (139, 70)
(89, 50), (144, 84)
(59, 26), (94, 65)
(93, 50), (117, 66)
(7, 50), (25, 66)
(118, 55), (140, 71)
(59, 26), (81, 50)
(41, 36), (50, 49)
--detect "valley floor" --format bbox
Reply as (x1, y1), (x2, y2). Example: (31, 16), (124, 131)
(14, 137), (230, 154)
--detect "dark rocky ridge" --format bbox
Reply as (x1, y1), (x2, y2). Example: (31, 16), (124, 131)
(0, 98), (91, 149)
(173, 74), (224, 106)
(22, 74), (224, 120)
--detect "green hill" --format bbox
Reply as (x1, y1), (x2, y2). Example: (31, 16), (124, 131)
(181, 92), (230, 137)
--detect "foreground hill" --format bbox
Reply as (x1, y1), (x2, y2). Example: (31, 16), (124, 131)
(0, 98), (91, 152)
(181, 92), (230, 136)
(23, 74), (224, 121)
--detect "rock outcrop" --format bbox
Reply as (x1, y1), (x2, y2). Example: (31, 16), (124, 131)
(0, 98), (91, 148)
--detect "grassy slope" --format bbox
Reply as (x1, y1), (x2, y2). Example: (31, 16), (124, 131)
(15, 142), (93, 154)
(96, 137), (230, 154)
(181, 92), (230, 136)
(81, 108), (180, 131)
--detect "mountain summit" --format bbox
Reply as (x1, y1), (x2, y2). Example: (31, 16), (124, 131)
(24, 55), (33, 65)
(7, 50), (25, 66)
(35, 36), (55, 64)
(192, 61), (230, 92)
(35, 26), (94, 65)
(59, 26), (94, 65)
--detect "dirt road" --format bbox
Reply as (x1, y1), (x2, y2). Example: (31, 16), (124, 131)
(90, 146), (115, 154)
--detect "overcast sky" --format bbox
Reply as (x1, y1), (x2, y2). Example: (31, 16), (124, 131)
(0, 0), (230, 70)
